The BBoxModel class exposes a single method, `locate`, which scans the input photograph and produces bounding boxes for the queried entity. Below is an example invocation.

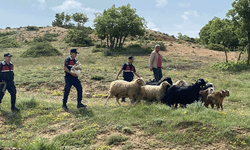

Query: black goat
[146,77,173,86]
[163,79,207,108]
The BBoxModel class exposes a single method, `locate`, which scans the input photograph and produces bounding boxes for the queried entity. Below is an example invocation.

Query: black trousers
[153,67,162,82]
[62,76,82,105]
[0,81,17,108]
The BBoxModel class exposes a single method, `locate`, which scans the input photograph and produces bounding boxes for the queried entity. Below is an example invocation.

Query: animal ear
[137,79,142,84]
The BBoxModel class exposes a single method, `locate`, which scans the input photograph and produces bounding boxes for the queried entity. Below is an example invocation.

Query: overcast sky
[0,0,235,38]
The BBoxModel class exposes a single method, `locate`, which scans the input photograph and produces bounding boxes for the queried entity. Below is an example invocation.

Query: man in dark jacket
[0,53,19,112]
[62,49,87,111]
[115,56,141,102]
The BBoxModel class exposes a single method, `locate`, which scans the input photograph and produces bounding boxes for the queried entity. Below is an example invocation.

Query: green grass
[1,38,250,149]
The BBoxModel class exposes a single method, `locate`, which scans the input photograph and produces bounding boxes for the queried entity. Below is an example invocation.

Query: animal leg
[104,96,110,106]
[116,97,121,106]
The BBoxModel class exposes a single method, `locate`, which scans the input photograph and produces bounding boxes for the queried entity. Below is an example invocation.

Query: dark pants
[0,81,17,108]
[153,67,162,82]
[62,76,82,105]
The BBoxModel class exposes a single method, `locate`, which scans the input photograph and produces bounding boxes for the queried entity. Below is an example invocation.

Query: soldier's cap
[70,49,79,54]
[4,53,12,57]
[128,56,134,60]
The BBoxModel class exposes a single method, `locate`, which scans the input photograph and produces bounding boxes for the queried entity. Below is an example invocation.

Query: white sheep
[104,78,146,106]
[173,80,188,86]
[70,60,81,76]
[137,81,171,103]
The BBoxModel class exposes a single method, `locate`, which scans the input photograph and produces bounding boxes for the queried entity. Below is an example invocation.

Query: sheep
[104,78,146,106]
[137,81,171,103]
[202,83,215,94]
[173,80,188,86]
[70,60,81,76]
[164,79,207,108]
[205,90,230,111]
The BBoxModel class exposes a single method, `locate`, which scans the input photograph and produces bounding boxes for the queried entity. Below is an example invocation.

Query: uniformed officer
[0,53,19,112]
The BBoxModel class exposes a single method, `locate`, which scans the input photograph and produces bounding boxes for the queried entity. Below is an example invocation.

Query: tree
[199,17,219,45]
[72,13,88,29]
[209,18,235,62]
[94,4,146,49]
[227,0,250,64]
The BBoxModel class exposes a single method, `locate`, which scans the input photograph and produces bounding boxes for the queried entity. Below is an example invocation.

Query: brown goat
[205,90,230,111]
[199,88,210,103]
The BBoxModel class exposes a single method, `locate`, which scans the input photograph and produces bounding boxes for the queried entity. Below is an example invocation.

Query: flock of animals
[104,77,230,111]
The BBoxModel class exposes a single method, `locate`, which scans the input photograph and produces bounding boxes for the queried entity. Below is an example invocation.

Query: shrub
[26,26,39,31]
[65,29,94,47]
[211,60,250,72]
[5,27,11,29]
[155,42,166,51]
[33,33,59,42]
[0,37,21,48]
[95,44,101,48]
[21,42,62,58]
[106,135,128,145]
[206,44,229,51]
[91,75,105,81]
[127,43,141,48]
[102,49,113,56]
[92,48,102,53]
[0,31,17,37]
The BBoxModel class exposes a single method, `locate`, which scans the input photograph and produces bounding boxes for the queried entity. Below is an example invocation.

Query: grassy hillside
[0,27,250,150]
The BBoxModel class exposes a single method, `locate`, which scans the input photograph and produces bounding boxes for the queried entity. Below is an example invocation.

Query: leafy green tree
[94,4,146,49]
[227,0,250,64]
[209,18,235,62]
[199,17,219,44]
[72,13,88,29]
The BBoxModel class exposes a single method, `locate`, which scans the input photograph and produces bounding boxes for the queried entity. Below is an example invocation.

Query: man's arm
[134,72,141,78]
[115,69,123,80]
[149,52,154,71]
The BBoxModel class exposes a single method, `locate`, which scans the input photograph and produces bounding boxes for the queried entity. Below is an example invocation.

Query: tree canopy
[94,4,146,49]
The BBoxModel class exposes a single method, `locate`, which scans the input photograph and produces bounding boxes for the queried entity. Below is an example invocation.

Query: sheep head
[197,79,207,87]
[136,78,146,86]
[221,90,230,97]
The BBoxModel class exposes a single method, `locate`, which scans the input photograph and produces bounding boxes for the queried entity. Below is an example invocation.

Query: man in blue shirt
[62,49,87,111]
[115,56,141,102]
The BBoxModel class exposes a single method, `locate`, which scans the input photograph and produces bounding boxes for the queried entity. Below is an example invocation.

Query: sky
[0,0,235,38]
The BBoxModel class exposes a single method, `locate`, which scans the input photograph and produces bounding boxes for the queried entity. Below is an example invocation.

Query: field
[1,27,250,150]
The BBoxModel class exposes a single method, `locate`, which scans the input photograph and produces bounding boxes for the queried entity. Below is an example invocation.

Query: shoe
[77,103,87,108]
[62,104,69,111]
[11,107,20,112]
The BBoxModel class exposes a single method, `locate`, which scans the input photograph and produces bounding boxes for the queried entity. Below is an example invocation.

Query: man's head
[155,44,160,52]
[4,53,12,62]
[128,56,134,64]
[70,49,79,58]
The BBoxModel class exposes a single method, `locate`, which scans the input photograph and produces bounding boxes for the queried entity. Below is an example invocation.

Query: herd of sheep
[104,77,230,111]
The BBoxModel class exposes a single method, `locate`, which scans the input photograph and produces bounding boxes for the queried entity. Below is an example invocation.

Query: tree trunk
[224,45,228,63]
[121,36,127,47]
[248,31,250,64]
[106,34,109,48]
[238,51,243,62]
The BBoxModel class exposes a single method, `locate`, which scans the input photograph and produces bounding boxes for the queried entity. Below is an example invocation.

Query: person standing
[0,53,19,112]
[149,44,162,82]
[115,56,141,102]
[62,49,86,111]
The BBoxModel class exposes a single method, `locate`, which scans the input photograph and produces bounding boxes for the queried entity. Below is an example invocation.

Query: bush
[92,48,102,53]
[91,75,105,80]
[106,135,128,145]
[0,31,17,37]
[26,26,39,31]
[211,60,250,72]
[33,33,59,42]
[95,44,101,48]
[21,42,62,58]
[127,43,141,48]
[0,37,21,48]
[206,44,229,51]
[5,27,11,29]
[65,29,94,47]
[102,49,113,56]
[154,42,166,51]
